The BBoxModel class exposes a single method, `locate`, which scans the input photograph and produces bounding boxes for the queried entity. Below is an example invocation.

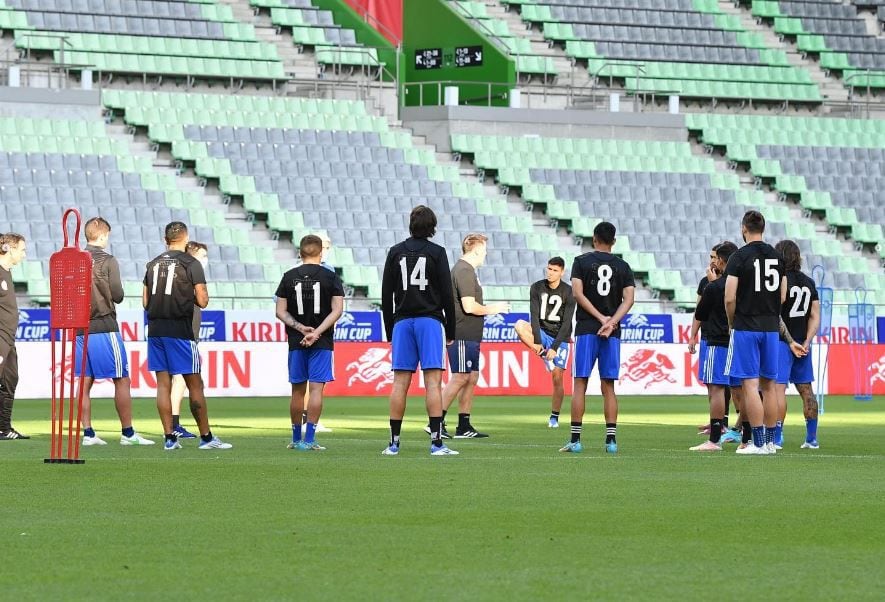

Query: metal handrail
[845,70,874,118]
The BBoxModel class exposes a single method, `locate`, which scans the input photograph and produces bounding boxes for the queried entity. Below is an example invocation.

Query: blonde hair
[461,232,488,254]
[0,232,25,254]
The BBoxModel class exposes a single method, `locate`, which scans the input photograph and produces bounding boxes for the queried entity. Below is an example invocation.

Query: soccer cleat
[82,435,107,446]
[735,444,767,455]
[690,441,722,452]
[315,422,332,433]
[765,443,777,455]
[605,441,618,454]
[173,424,197,439]
[720,429,742,444]
[198,437,232,450]
[424,424,452,439]
[800,440,820,449]
[381,443,399,456]
[430,444,459,456]
[559,441,583,453]
[774,443,783,451]
[548,417,559,429]
[120,433,155,446]
[454,424,489,438]
[164,438,182,451]
[287,442,301,450]
[0,429,30,440]
[298,441,326,451]
[697,424,711,436]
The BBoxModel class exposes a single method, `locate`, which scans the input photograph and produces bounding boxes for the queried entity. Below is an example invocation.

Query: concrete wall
[0,86,101,120]
[402,105,686,152]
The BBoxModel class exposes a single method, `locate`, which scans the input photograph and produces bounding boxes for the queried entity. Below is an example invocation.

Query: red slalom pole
[50,328,58,459]
[57,327,68,460]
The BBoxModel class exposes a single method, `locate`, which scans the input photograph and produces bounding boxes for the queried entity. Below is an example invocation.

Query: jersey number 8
[597,264,613,296]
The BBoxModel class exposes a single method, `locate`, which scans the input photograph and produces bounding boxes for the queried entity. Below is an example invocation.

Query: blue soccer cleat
[381,443,399,456]
[605,441,618,454]
[164,438,181,451]
[720,429,742,444]
[298,441,326,451]
[548,417,559,429]
[173,424,197,439]
[430,444,459,456]
[559,441,582,453]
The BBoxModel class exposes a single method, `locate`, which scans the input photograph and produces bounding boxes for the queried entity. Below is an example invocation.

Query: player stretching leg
[144,222,231,451]
[514,257,575,428]
[689,242,739,451]
[169,241,208,440]
[76,218,153,446]
[773,240,821,450]
[381,206,458,456]
[564,222,635,454]
[724,211,791,455]
[275,235,344,451]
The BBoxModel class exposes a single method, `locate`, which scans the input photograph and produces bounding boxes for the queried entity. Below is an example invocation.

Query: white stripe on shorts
[109,332,123,378]
[724,332,734,377]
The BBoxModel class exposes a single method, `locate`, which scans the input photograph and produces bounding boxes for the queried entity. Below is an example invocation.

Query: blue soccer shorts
[696,339,708,383]
[701,344,740,387]
[725,330,779,381]
[573,334,621,380]
[391,317,445,372]
[776,341,814,385]
[74,332,128,379]
[448,340,481,374]
[147,337,201,376]
[288,348,334,384]
[540,331,569,371]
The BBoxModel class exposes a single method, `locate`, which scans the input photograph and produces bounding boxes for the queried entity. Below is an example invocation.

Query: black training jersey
[697,276,711,341]
[694,277,730,347]
[781,270,818,344]
[529,279,575,349]
[86,245,124,334]
[0,266,17,344]
[143,250,206,340]
[381,237,456,341]
[275,263,345,351]
[452,259,484,342]
[571,251,635,337]
[724,241,784,332]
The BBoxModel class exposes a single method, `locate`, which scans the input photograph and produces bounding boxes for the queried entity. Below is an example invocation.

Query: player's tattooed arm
[275,297,312,334]
[779,318,806,357]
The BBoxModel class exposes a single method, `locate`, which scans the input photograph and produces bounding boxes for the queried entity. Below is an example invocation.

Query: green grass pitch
[3,395,884,600]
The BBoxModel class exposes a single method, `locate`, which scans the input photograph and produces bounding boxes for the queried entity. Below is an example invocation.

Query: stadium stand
[102,89,578,304]
[0,113,280,309]
[0,0,287,83]
[444,0,559,80]
[509,0,823,103]
[452,125,882,309]
[750,0,885,90]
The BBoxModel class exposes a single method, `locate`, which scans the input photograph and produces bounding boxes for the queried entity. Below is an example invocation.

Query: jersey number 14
[400,257,428,291]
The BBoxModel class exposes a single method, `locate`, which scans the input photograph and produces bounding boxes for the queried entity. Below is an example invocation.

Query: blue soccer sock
[84,427,95,438]
[752,426,765,448]
[305,423,317,444]
[122,426,135,438]
[774,421,783,445]
[806,418,818,442]
[291,424,302,443]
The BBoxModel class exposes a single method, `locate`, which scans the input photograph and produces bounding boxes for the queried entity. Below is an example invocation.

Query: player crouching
[275,235,344,451]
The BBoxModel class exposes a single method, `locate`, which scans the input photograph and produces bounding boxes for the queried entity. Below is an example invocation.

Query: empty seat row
[6,0,207,20]
[187,126,379,146]
[757,145,885,161]
[593,41,763,64]
[13,12,232,39]
[0,168,142,188]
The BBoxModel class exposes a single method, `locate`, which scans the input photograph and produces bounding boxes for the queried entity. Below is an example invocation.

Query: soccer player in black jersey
[564,222,635,454]
[724,211,787,455]
[515,257,576,428]
[275,234,345,451]
[77,218,154,447]
[144,222,231,451]
[0,233,27,440]
[773,240,821,449]
[380,206,458,456]
[689,242,740,451]
[169,240,208,440]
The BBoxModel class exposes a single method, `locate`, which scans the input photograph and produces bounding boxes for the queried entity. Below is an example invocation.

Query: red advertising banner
[343,0,402,44]
[826,344,885,395]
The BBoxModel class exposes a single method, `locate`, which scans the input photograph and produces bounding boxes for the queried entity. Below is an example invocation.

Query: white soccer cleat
[430,444,459,456]
[120,433,155,446]
[735,444,768,455]
[689,441,722,452]
[198,436,232,450]
[82,435,107,446]
[800,440,820,449]
[765,443,777,455]
[315,422,332,433]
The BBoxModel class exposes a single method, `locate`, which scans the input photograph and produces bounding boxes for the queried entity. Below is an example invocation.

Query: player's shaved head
[84,217,111,242]
[409,205,437,239]
[299,234,323,259]
[593,222,616,246]
[164,221,189,244]
[741,210,766,234]
[775,239,801,272]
